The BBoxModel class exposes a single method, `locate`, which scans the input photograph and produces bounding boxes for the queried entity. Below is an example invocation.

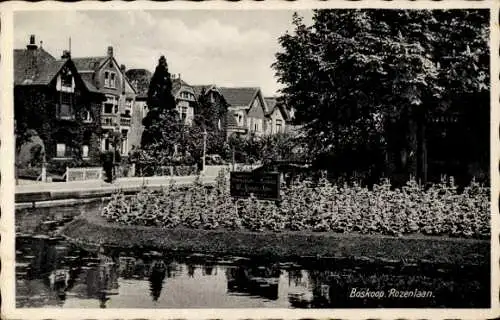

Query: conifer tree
[140,56,183,163]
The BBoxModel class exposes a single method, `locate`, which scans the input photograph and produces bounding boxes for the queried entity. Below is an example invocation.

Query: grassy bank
[61,214,489,267]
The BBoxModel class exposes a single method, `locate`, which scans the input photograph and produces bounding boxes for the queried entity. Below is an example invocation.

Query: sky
[14,10,313,96]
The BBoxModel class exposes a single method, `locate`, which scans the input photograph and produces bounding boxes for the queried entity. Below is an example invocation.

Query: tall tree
[183,88,229,165]
[140,56,183,163]
[273,10,489,184]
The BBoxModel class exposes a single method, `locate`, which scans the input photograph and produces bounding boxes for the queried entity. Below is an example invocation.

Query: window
[61,73,72,88]
[125,99,133,110]
[58,92,74,120]
[82,110,93,123]
[218,119,222,130]
[103,104,113,114]
[104,71,110,87]
[56,143,66,158]
[61,92,72,105]
[102,136,111,151]
[181,106,188,122]
[237,114,243,126]
[124,99,133,117]
[276,119,283,133]
[103,96,117,114]
[82,145,89,158]
[121,130,128,155]
[252,119,261,132]
[110,73,116,88]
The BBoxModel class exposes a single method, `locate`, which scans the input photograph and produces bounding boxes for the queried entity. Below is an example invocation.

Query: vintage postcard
[1,0,498,319]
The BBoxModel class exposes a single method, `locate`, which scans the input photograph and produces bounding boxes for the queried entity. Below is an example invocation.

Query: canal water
[15,202,489,308]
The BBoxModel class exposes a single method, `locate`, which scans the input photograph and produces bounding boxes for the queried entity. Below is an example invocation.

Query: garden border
[60,213,489,267]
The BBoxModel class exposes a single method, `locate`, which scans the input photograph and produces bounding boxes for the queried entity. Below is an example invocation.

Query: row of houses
[14,35,294,166]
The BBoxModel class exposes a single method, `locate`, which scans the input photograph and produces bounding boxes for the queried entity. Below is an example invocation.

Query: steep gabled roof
[14,47,59,85]
[82,79,101,94]
[264,97,277,116]
[71,56,108,71]
[192,84,218,97]
[72,55,137,95]
[265,96,291,121]
[219,87,260,108]
[171,78,193,96]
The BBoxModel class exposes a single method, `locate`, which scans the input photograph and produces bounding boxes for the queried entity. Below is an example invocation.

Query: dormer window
[61,73,72,88]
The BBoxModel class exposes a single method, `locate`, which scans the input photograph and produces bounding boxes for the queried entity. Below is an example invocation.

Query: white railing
[203,163,261,176]
[64,167,103,182]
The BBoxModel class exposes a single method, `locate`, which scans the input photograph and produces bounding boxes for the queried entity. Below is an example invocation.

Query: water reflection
[15,232,489,308]
[226,264,280,300]
[149,260,167,301]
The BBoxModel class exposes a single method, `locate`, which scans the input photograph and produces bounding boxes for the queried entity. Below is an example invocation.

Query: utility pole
[202,129,207,174]
[232,146,235,171]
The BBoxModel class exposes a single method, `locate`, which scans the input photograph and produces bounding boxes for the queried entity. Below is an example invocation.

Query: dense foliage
[273,10,489,185]
[227,132,309,164]
[102,170,489,239]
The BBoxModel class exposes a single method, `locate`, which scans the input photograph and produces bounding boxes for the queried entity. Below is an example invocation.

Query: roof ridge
[71,55,107,59]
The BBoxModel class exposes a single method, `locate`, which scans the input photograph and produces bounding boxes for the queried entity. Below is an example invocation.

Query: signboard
[230,171,281,201]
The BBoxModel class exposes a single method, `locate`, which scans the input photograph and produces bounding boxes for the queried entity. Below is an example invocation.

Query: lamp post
[202,129,207,174]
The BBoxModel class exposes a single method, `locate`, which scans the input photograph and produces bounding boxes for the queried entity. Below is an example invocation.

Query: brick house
[71,46,137,157]
[14,35,105,165]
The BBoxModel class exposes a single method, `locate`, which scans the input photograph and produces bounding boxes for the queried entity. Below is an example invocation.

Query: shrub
[101,170,489,239]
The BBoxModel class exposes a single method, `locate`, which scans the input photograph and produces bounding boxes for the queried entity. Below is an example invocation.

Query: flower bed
[101,170,489,239]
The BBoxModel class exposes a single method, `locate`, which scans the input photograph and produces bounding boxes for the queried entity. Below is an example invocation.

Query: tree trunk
[416,116,428,185]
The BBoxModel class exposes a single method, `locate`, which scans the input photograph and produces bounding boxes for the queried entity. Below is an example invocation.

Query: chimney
[61,50,71,59]
[27,34,38,50]
[107,46,113,57]
[178,73,181,80]
[120,64,126,72]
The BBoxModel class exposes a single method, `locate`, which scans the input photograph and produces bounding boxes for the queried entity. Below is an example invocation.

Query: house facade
[14,35,105,165]
[264,97,290,135]
[192,84,229,134]
[125,68,151,150]
[72,46,137,156]
[219,87,269,138]
[171,75,196,125]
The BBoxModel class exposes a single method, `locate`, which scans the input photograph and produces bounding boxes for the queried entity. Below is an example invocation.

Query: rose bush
[101,170,489,239]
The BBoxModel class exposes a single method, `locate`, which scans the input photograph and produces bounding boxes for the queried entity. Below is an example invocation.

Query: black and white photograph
[1,1,497,318]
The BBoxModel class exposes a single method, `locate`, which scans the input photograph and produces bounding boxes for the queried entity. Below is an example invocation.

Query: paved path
[15,175,217,205]
[16,175,215,194]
